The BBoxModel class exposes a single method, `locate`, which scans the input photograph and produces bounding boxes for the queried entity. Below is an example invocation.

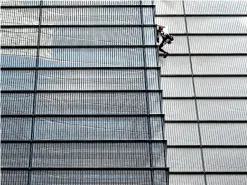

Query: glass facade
[155,0,247,185]
[1,0,168,185]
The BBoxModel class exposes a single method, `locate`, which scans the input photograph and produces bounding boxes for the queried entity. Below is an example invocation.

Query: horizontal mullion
[170,172,247,175]
[1,67,161,70]
[167,145,247,148]
[1,5,154,8]
[1,167,169,171]
[165,120,247,123]
[1,114,165,118]
[161,74,247,77]
[2,45,157,49]
[1,140,167,144]
[2,24,156,28]
[156,14,247,17]
[162,97,247,100]
[159,53,247,56]
[2,90,162,93]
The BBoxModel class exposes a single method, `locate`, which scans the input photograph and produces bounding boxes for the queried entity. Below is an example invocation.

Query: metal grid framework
[1,0,169,185]
[154,0,247,185]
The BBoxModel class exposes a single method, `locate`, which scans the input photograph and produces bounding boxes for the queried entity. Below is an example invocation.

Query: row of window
[2,117,164,141]
[2,92,162,115]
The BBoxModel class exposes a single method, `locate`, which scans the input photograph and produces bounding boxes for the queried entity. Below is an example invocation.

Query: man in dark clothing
[157,25,174,58]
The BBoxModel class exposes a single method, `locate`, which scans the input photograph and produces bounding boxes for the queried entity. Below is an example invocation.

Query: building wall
[1,1,168,184]
[155,0,247,185]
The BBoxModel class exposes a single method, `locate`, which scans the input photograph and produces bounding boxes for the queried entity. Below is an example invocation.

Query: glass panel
[1,118,32,140]
[150,117,164,140]
[43,0,141,5]
[155,17,186,33]
[40,27,143,46]
[161,77,194,97]
[149,92,161,114]
[143,7,154,24]
[187,17,247,33]
[1,8,39,25]
[207,175,247,185]
[37,69,147,90]
[147,70,159,90]
[192,56,247,75]
[144,27,156,45]
[1,170,28,185]
[1,0,40,6]
[42,7,141,25]
[1,93,33,115]
[146,48,158,67]
[153,170,168,185]
[1,143,30,167]
[39,48,144,67]
[34,117,150,140]
[194,77,247,97]
[184,0,247,14]
[152,143,166,167]
[163,100,197,120]
[169,174,205,185]
[197,100,247,120]
[189,36,247,53]
[160,36,188,54]
[2,28,38,46]
[31,170,152,185]
[159,56,191,75]
[2,70,35,90]
[200,123,247,145]
[154,0,183,15]
[1,49,37,67]
[36,92,147,114]
[165,123,200,145]
[203,148,247,171]
[32,143,160,167]
[167,148,203,172]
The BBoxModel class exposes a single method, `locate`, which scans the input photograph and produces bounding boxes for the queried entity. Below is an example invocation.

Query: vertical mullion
[140,1,154,185]
[28,1,43,184]
[182,1,208,185]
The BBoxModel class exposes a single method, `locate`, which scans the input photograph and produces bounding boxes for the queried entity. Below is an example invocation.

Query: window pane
[34,117,151,140]
[32,143,164,167]
[1,93,33,115]
[165,123,200,145]
[184,0,247,14]
[189,36,247,53]
[163,100,197,120]
[159,56,191,75]
[2,28,38,46]
[154,170,168,185]
[192,56,247,75]
[1,143,30,167]
[150,117,164,140]
[203,148,247,171]
[160,36,188,53]
[143,7,154,24]
[42,7,141,25]
[2,70,35,90]
[197,100,247,120]
[161,77,194,97]
[1,118,32,140]
[169,175,205,185]
[154,0,183,15]
[39,48,144,67]
[43,0,141,5]
[155,17,186,33]
[194,77,247,97]
[187,17,247,33]
[1,0,40,6]
[37,69,148,90]
[149,92,161,114]
[167,148,203,172]
[1,8,39,25]
[200,123,247,145]
[207,175,247,185]
[1,170,28,185]
[147,70,159,90]
[40,27,143,46]
[36,92,147,114]
[31,170,152,185]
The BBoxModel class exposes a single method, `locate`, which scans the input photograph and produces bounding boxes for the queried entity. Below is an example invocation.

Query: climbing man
[157,25,174,58]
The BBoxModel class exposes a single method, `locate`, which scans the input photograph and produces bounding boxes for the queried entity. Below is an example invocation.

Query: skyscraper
[1,0,168,184]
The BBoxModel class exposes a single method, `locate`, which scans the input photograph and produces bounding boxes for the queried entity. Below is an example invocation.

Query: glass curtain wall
[1,0,168,185]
